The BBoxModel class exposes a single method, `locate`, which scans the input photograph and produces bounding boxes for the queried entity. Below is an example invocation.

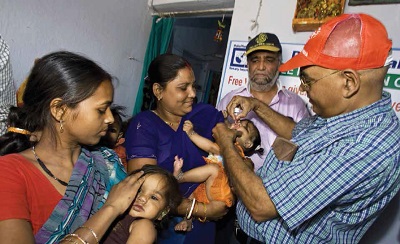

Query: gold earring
[60,120,64,133]
[159,210,168,219]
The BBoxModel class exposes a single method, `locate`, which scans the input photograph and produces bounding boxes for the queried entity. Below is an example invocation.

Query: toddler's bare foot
[174,218,193,232]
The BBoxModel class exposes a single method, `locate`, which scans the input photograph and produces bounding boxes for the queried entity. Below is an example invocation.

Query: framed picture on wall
[292,0,346,32]
[349,0,400,5]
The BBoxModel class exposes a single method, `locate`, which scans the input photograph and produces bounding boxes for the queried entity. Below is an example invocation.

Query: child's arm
[179,163,220,184]
[183,120,220,155]
[127,218,156,244]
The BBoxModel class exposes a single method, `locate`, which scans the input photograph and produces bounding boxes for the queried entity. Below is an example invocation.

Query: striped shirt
[236,91,400,243]
[0,36,16,136]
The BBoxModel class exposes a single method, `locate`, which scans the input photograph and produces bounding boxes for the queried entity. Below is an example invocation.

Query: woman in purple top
[125,53,227,244]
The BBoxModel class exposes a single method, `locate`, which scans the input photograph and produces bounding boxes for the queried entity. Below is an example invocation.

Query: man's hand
[212,123,241,145]
[226,96,259,121]
[243,157,255,171]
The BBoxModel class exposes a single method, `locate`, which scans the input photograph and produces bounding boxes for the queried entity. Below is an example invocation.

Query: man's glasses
[299,70,340,91]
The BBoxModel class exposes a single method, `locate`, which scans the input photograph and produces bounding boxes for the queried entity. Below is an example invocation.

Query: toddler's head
[230,119,263,156]
[100,105,127,148]
[129,165,182,227]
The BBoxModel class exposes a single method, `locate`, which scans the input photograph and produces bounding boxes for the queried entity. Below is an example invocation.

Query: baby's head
[230,119,263,156]
[129,165,182,226]
[99,105,127,148]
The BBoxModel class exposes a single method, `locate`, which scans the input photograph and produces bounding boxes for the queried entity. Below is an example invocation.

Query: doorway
[168,16,232,106]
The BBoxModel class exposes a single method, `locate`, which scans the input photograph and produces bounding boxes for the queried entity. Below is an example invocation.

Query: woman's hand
[176,198,228,221]
[103,171,145,215]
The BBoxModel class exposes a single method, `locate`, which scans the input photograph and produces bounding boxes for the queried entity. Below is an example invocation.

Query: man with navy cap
[217,33,309,171]
[214,13,400,243]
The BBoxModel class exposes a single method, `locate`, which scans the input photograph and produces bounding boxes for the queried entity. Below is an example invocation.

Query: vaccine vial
[234,107,241,116]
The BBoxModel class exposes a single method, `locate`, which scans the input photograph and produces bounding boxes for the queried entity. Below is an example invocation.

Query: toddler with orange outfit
[173,118,263,231]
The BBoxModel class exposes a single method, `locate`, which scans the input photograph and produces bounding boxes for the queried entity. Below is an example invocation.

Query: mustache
[251,72,275,81]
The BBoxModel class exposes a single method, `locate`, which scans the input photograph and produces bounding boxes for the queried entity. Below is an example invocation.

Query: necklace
[152,110,179,126]
[31,146,68,186]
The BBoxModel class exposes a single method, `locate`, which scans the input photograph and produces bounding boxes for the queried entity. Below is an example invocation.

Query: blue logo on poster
[230,47,247,68]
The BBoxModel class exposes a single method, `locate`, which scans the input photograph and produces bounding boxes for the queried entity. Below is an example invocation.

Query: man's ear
[50,98,67,121]
[157,207,170,220]
[153,83,163,101]
[341,69,360,98]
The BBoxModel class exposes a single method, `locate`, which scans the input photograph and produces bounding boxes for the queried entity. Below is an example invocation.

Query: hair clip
[7,127,31,135]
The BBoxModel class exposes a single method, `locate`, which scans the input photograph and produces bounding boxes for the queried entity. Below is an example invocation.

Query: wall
[0,0,152,114]
[221,0,400,243]
[228,0,399,47]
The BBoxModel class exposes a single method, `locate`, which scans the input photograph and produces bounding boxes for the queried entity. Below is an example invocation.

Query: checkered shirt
[237,91,400,243]
[0,36,16,136]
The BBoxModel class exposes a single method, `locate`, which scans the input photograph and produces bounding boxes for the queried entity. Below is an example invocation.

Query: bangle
[62,237,80,244]
[78,225,99,244]
[187,131,196,137]
[198,202,207,222]
[62,234,88,244]
[187,198,196,219]
[176,171,184,181]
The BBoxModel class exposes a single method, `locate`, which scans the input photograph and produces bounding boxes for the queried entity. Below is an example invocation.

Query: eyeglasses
[299,70,340,91]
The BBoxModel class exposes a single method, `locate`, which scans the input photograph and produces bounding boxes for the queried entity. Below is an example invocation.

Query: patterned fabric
[0,36,17,136]
[35,147,126,243]
[100,146,128,203]
[216,80,309,170]
[125,103,224,244]
[236,91,400,243]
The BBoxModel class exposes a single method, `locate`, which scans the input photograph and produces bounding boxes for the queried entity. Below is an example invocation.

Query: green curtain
[133,16,175,115]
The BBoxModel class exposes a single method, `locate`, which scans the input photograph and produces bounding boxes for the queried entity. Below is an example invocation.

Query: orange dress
[192,143,245,207]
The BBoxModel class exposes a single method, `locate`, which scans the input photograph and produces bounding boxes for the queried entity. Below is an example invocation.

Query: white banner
[217,41,400,119]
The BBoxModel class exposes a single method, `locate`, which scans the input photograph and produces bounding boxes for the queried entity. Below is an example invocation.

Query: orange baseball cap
[279,13,392,72]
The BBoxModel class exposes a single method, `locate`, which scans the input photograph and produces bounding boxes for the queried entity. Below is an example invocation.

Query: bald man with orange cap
[213,13,400,243]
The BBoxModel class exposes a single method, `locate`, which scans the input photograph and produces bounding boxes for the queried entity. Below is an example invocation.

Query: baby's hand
[174,155,184,168]
[183,120,194,135]
[173,155,184,179]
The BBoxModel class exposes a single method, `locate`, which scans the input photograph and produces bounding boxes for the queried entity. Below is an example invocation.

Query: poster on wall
[217,40,400,119]
[217,40,249,101]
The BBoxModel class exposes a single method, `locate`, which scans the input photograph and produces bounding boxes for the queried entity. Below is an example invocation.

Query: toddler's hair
[243,120,264,156]
[130,164,182,229]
